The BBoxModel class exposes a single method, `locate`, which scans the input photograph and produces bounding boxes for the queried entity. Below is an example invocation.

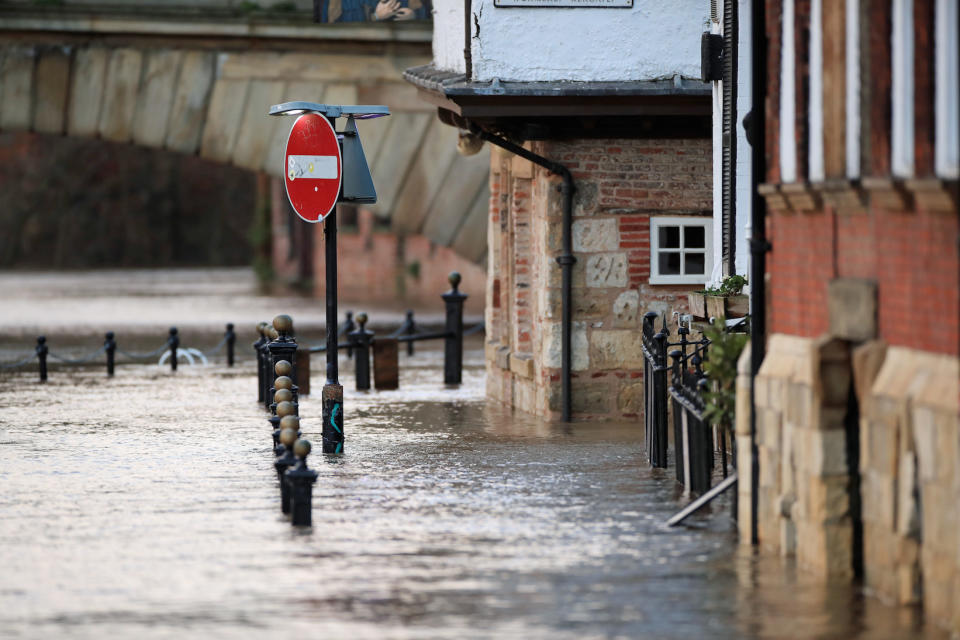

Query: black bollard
[268,315,298,385]
[254,322,268,403]
[274,417,300,514]
[262,325,279,410]
[35,336,48,383]
[273,397,297,451]
[168,327,180,372]
[285,439,319,527]
[402,310,416,356]
[349,312,373,391]
[104,331,116,377]
[225,323,236,367]
[342,311,356,358]
[442,272,467,385]
[271,361,294,414]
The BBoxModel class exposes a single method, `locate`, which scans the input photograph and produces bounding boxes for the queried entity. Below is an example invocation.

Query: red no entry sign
[284,114,342,223]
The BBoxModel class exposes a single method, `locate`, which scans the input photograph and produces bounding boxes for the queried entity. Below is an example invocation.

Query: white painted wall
[734,0,751,280]
[432,0,466,73]
[432,0,708,82]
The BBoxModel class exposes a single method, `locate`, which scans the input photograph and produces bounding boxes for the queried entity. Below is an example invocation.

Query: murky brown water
[0,270,950,639]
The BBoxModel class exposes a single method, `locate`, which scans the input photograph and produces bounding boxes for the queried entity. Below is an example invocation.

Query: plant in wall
[704,274,749,319]
[702,317,749,435]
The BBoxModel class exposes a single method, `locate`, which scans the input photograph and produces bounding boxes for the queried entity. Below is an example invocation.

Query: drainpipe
[469,126,576,421]
[747,0,769,546]
[464,0,472,81]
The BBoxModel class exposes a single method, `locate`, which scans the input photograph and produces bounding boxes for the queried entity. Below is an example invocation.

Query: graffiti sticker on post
[283,114,342,223]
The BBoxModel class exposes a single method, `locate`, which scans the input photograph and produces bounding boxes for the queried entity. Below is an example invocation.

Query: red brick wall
[768,204,959,356]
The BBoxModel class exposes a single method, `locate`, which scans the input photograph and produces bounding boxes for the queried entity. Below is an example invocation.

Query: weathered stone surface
[828,277,877,341]
[509,353,533,379]
[232,79,285,171]
[165,50,216,154]
[572,218,618,252]
[0,47,35,131]
[67,47,108,137]
[590,330,644,370]
[131,50,181,148]
[617,382,643,413]
[612,290,639,328]
[586,253,627,287]
[99,48,143,142]
[543,321,588,371]
[200,77,249,162]
[392,118,461,233]
[570,382,610,414]
[34,49,71,134]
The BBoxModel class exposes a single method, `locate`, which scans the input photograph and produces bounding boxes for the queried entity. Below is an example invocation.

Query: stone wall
[485,137,712,419]
[740,334,960,634]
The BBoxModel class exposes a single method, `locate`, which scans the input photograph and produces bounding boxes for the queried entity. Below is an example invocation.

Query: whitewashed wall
[433,0,708,82]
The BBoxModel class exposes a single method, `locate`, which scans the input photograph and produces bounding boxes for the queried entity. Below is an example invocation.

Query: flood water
[0,270,949,639]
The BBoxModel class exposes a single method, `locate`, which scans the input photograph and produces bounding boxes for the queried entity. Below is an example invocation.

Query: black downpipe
[463,0,472,81]
[747,0,769,546]
[469,126,576,421]
[722,0,739,276]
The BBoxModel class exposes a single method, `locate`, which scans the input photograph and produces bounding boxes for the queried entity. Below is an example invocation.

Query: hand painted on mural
[321,0,429,23]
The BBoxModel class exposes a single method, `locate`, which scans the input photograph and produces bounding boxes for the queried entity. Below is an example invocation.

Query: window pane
[685,225,705,248]
[659,251,681,275]
[685,252,706,275]
[658,226,680,248]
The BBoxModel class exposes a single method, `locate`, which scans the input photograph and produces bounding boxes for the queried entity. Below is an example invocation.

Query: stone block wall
[485,137,712,419]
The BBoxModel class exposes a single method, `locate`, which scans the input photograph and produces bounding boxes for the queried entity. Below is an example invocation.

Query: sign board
[494,0,631,6]
[284,114,342,223]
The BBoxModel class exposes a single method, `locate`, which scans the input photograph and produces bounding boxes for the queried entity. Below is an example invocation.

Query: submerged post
[225,323,236,367]
[442,272,467,385]
[322,208,344,455]
[350,312,373,391]
[286,439,319,526]
[168,327,179,372]
[35,336,48,383]
[402,310,416,355]
[104,331,116,377]
[254,322,268,403]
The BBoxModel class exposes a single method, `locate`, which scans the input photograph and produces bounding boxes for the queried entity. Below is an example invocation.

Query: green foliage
[269,1,298,11]
[239,1,261,13]
[406,260,421,280]
[704,274,748,297]
[701,317,749,430]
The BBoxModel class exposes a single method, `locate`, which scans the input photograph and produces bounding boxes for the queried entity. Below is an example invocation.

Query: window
[649,216,713,285]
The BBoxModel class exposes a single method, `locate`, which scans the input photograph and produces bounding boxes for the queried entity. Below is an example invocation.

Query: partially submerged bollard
[254,322,268,403]
[167,327,180,372]
[342,311,356,358]
[285,439,318,527]
[261,325,279,410]
[225,323,236,367]
[268,315,297,385]
[373,338,399,390]
[271,361,293,414]
[35,336,48,383]
[401,310,416,356]
[270,388,295,449]
[104,331,116,377]
[442,272,467,385]
[349,312,373,391]
[274,418,299,514]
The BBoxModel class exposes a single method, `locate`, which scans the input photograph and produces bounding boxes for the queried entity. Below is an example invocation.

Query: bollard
[225,323,236,367]
[168,327,180,372]
[270,388,295,449]
[442,272,467,385]
[373,338,399,390]
[104,331,116,377]
[254,322,268,403]
[274,420,299,515]
[268,315,298,386]
[35,336,48,383]
[262,326,279,410]
[348,312,373,391]
[342,311,356,358]
[271,361,293,414]
[402,310,416,356]
[285,439,318,527]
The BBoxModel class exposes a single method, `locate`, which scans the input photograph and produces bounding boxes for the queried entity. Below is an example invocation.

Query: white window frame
[649,216,713,286]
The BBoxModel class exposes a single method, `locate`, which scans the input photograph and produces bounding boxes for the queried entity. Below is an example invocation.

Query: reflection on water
[0,344,947,639]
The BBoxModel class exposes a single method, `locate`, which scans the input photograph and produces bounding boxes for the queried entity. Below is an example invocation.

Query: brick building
[734,0,959,634]
[407,0,713,419]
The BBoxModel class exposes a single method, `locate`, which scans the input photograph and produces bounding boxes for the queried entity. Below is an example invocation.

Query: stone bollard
[167,327,180,372]
[442,272,467,385]
[348,312,374,391]
[225,323,236,367]
[104,331,116,377]
[274,421,299,514]
[285,439,319,527]
[35,336,48,383]
[254,322,268,403]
